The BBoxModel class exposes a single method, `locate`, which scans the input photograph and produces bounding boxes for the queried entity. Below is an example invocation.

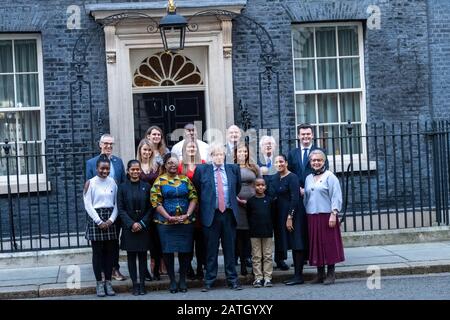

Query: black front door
[133,91,205,148]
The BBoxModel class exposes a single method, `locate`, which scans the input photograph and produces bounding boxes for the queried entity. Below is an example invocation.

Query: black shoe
[230,283,242,291]
[285,277,304,286]
[196,268,204,280]
[132,283,139,296]
[240,265,248,276]
[139,283,147,295]
[202,284,212,292]
[277,261,290,271]
[178,281,188,293]
[169,281,178,294]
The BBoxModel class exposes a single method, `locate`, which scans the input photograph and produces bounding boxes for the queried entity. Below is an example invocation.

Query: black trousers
[92,240,116,281]
[235,229,251,264]
[203,209,238,286]
[127,251,147,284]
[190,227,206,270]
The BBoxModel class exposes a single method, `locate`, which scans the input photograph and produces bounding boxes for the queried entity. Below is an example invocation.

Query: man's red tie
[216,168,226,213]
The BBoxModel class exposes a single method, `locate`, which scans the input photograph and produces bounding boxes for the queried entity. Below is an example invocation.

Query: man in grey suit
[86,133,127,281]
[193,144,242,291]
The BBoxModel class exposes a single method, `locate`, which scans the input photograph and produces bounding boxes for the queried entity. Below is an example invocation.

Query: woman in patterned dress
[151,153,198,293]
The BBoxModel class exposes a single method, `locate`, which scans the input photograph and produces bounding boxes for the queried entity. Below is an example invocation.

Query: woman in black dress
[118,160,152,295]
[271,154,308,285]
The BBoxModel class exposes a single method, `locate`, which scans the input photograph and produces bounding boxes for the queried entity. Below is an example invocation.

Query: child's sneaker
[264,279,273,287]
[253,279,263,288]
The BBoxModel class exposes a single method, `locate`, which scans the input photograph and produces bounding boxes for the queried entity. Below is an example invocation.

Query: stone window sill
[0,176,51,195]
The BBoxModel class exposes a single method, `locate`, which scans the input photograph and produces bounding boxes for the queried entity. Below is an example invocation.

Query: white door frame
[90,9,241,163]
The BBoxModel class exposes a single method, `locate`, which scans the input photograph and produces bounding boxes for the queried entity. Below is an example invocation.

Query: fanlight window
[133,51,203,87]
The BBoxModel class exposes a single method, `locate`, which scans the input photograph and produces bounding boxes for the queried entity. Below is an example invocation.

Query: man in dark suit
[193,144,242,291]
[86,133,127,281]
[287,123,329,281]
[287,123,329,189]
[225,124,241,164]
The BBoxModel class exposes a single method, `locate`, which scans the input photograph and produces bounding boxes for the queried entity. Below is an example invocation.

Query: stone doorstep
[3,262,450,299]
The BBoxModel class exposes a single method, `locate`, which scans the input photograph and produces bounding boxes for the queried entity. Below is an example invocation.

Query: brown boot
[309,266,325,284]
[323,265,335,285]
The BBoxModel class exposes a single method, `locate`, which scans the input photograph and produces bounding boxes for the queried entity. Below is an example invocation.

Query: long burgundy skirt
[307,213,345,266]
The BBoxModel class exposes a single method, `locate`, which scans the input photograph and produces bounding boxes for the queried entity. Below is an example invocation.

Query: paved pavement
[36,273,450,300]
[1,241,450,299]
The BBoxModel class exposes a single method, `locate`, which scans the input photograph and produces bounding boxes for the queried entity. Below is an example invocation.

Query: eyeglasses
[101,142,114,146]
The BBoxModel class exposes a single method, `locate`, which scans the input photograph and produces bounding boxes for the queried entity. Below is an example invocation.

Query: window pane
[0,143,17,176]
[16,74,39,107]
[18,111,40,141]
[0,40,13,73]
[317,125,339,155]
[318,93,338,123]
[14,39,38,72]
[294,60,315,90]
[340,58,360,89]
[338,26,359,56]
[317,59,338,89]
[292,27,314,58]
[20,142,43,175]
[316,27,336,57]
[340,93,361,122]
[0,112,17,141]
[296,94,316,124]
[0,75,14,107]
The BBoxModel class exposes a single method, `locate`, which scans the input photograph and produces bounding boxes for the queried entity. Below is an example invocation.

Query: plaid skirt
[85,208,118,241]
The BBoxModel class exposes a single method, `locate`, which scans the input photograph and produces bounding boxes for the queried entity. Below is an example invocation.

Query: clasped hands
[168,214,189,224]
[99,220,113,230]
[131,222,142,232]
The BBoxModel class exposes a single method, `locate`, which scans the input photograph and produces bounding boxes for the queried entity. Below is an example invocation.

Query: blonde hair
[136,139,156,166]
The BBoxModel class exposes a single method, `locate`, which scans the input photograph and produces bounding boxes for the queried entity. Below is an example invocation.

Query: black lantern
[159,0,187,52]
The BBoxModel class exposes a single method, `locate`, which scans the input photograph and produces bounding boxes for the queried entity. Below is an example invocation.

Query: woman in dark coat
[118,159,152,295]
[271,154,308,285]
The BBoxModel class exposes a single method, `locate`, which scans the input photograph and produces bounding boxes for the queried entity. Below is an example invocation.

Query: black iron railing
[279,120,450,232]
[0,140,95,253]
[1,120,450,252]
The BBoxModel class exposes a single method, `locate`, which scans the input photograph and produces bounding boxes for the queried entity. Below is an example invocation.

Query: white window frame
[0,34,47,193]
[292,22,374,172]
